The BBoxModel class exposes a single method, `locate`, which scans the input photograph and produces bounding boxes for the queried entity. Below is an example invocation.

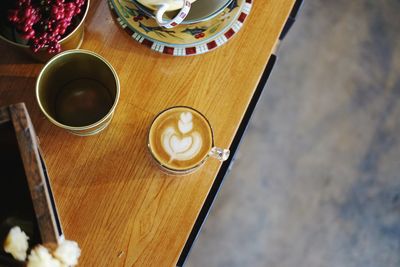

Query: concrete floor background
[186,1,400,267]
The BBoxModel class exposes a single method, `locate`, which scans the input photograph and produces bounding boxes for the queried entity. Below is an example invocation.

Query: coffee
[148,106,213,172]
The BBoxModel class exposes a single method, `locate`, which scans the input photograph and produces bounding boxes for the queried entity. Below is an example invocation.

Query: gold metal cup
[36,49,120,136]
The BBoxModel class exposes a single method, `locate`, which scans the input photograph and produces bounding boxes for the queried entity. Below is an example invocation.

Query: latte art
[178,112,193,134]
[148,107,213,172]
[161,112,203,161]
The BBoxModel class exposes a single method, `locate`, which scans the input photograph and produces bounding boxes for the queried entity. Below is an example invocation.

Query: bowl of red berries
[0,0,89,62]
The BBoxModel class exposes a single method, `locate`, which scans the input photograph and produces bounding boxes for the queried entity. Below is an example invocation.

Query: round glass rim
[147,105,215,174]
[35,49,120,131]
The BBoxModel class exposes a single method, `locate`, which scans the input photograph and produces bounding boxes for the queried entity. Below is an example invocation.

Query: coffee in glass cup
[148,106,229,175]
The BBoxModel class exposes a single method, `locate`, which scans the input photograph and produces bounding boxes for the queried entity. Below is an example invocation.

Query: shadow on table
[0,42,41,65]
[0,76,39,117]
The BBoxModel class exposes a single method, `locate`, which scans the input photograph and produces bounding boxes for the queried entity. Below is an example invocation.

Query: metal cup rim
[35,49,120,131]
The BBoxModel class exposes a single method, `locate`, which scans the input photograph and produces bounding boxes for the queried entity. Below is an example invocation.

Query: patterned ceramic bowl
[131,0,233,24]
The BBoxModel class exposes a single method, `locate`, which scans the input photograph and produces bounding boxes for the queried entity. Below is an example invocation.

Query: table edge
[176,54,277,267]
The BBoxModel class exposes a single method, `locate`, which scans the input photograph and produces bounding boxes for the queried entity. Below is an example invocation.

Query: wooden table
[0,0,295,266]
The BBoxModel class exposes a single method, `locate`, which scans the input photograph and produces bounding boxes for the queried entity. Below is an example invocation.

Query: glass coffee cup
[147,106,229,175]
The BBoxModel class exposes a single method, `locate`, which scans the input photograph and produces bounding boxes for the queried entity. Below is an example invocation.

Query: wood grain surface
[0,0,294,266]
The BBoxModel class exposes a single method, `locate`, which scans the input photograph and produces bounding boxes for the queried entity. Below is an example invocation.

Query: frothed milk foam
[149,107,213,171]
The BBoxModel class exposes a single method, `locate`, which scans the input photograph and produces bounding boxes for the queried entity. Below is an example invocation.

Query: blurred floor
[185,1,400,267]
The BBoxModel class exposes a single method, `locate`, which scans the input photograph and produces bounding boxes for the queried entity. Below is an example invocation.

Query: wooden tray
[0,103,63,265]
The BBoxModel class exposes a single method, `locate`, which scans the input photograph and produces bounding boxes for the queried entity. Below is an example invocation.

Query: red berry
[7,0,87,53]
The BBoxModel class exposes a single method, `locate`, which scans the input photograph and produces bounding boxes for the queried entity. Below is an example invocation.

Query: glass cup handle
[209,147,230,162]
[155,0,191,28]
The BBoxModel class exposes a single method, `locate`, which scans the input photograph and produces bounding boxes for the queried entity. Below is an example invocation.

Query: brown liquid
[149,107,213,171]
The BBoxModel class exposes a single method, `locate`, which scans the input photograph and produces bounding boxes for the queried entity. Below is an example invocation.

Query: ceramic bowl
[132,0,233,24]
[137,0,197,11]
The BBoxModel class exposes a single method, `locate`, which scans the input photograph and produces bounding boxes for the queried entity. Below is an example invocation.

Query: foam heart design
[161,126,202,161]
[180,112,192,123]
[178,112,193,134]
[170,135,192,153]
